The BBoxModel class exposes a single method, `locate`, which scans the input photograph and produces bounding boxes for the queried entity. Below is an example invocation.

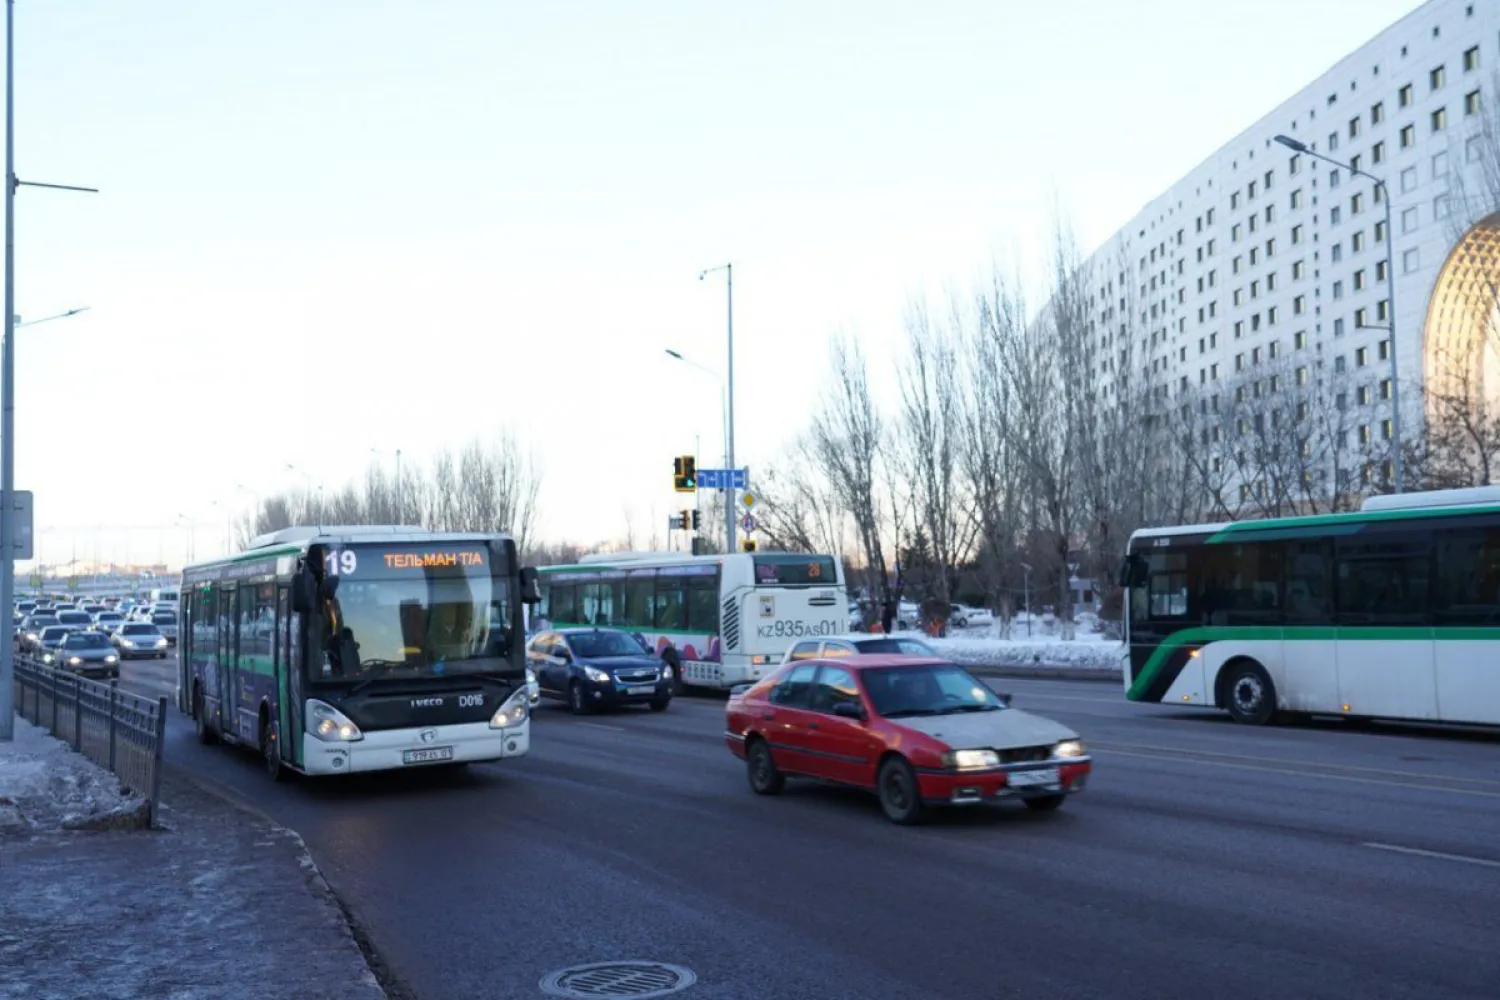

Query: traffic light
[691,509,701,531]
[679,510,691,530]
[673,455,697,492]
[741,539,757,552]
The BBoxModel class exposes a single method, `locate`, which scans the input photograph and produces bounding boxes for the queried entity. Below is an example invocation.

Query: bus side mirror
[291,570,317,614]
[520,567,541,605]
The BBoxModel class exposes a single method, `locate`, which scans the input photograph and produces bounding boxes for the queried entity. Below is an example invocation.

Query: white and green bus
[1120,486,1500,727]
[535,551,846,691]
[179,525,540,779]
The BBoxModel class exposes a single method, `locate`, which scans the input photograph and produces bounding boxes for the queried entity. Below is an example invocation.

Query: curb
[965,664,1123,683]
[164,766,394,999]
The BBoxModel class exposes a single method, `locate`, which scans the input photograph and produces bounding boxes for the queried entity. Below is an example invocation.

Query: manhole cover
[539,960,696,999]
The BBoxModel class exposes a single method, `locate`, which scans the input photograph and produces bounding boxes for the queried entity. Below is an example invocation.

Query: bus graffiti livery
[178,525,541,779]
[536,551,846,691]
[1120,486,1500,727]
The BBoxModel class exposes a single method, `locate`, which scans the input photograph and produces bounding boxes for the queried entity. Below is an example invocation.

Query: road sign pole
[0,0,17,741]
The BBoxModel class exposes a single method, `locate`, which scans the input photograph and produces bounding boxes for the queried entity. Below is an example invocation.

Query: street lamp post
[1274,134,1404,492]
[370,447,403,523]
[0,0,101,740]
[698,264,736,552]
[664,349,727,555]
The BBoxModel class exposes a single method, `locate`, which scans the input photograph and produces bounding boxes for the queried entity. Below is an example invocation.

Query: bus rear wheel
[1223,661,1278,726]
[194,687,217,745]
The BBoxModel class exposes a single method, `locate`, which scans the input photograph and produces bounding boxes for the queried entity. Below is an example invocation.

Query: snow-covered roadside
[902,630,1127,674]
[0,715,149,834]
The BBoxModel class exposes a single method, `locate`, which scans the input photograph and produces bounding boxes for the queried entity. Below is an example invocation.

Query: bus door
[275,585,297,766]
[217,585,240,740]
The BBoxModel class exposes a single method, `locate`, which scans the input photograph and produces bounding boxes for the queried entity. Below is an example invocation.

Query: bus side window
[1147,552,1189,618]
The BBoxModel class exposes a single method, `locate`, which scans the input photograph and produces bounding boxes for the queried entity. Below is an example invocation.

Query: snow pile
[931,635,1126,673]
[0,716,149,834]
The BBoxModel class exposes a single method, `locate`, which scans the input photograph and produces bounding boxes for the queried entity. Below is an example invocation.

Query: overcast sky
[15,0,1421,568]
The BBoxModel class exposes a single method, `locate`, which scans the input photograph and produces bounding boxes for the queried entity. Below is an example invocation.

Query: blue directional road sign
[696,468,748,490]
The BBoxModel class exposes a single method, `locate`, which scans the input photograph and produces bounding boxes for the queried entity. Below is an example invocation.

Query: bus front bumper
[302,721,530,776]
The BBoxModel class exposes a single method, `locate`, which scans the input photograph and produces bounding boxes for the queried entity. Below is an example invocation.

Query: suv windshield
[63,633,109,649]
[862,663,1006,718]
[567,630,646,659]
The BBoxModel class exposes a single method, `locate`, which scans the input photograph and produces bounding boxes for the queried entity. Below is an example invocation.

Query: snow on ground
[897,621,1127,674]
[0,716,149,834]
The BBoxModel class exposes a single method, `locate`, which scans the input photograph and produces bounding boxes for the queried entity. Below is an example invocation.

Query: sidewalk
[1,717,387,1000]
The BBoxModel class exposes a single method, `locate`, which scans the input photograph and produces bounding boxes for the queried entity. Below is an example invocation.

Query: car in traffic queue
[55,609,94,631]
[110,621,171,659]
[779,633,938,666]
[35,625,80,665]
[92,610,125,633]
[527,626,673,714]
[54,630,121,680]
[19,614,60,653]
[725,654,1092,825]
[150,610,179,645]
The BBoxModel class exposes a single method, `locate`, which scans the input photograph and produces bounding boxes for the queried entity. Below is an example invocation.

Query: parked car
[527,626,673,714]
[780,634,937,666]
[54,631,120,680]
[111,622,170,659]
[948,604,995,629]
[726,654,1092,824]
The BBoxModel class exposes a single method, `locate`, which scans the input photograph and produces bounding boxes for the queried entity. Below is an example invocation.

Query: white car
[949,604,994,628]
[780,633,938,666]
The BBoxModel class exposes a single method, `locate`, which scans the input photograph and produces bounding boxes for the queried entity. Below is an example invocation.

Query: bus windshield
[321,542,516,682]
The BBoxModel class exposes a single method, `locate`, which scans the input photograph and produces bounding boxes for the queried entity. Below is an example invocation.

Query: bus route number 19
[324,550,359,576]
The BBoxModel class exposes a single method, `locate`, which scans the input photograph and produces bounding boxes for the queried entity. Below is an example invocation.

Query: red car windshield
[862,663,1006,718]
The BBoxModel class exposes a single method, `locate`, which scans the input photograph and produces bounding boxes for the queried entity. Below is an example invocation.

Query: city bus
[535,550,846,691]
[1120,485,1500,727]
[178,525,540,779]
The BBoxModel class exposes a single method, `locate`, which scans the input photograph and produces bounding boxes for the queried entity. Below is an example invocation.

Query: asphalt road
[122,655,1500,1000]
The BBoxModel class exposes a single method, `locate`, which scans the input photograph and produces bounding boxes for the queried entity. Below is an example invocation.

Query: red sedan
[725,654,1092,824]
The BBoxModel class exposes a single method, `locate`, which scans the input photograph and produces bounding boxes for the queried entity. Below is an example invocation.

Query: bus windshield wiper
[345,660,409,697]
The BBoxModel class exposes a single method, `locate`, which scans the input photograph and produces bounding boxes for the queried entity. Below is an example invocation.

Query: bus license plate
[1009,768,1059,788]
[402,746,454,765]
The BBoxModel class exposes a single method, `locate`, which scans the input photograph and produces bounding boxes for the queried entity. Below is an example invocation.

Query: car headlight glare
[306,699,363,742]
[104,655,118,664]
[582,666,610,683]
[525,667,537,686]
[67,656,82,666]
[156,638,168,648]
[1054,739,1086,758]
[942,748,1001,771]
[489,688,529,729]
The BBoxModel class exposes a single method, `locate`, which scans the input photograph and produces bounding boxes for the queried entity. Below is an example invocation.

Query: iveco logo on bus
[411,697,445,708]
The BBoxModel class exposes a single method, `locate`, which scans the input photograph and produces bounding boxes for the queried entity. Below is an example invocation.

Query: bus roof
[1128,486,1500,547]
[540,550,829,573]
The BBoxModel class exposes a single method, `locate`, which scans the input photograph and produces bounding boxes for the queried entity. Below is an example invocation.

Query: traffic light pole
[724,264,736,554]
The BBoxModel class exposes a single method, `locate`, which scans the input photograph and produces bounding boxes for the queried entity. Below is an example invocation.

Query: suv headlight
[307,699,363,742]
[489,687,529,729]
[582,665,610,684]
[942,748,1001,771]
[1053,739,1086,758]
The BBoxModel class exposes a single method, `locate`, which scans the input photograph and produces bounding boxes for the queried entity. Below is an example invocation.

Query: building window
[1372,140,1386,164]
[1289,154,1301,175]
[1265,204,1276,224]
[1463,45,1479,72]
[1206,208,1215,225]
[1293,259,1306,280]
[1432,107,1448,132]
[1354,269,1367,291]
[1401,165,1418,192]
[1232,255,1243,275]
[1400,123,1416,147]
[1371,101,1385,124]
[1332,243,1344,262]
[1331,206,1343,225]
[1334,317,1346,336]
[1268,305,1279,324]
[1403,247,1420,272]
[1349,116,1362,138]
[1211,363,1219,379]
[1250,247,1260,266]
[1232,223,1242,242]
[1234,320,1244,338]
[1377,299,1390,322]
[1352,231,1366,253]
[1355,307,1369,328]
[1252,347,1262,364]
[1251,279,1260,299]
[1333,280,1344,300]
[1264,169,1274,190]
[1376,259,1388,281]
[1295,330,1307,350]
[1399,83,1414,107]
[1466,89,1481,115]
[1375,220,1387,243]
[1401,206,1419,233]
[1431,65,1446,90]
[1382,419,1394,441]
[1351,192,1364,214]
[1378,339,1390,361]
[1231,191,1241,210]
[1380,378,1392,399]
[1267,272,1278,291]
[1291,224,1304,245]
[1234,289,1244,306]
[1291,188,1303,210]
[1270,341,1281,359]
[1358,385,1371,405]
[1235,353,1245,371]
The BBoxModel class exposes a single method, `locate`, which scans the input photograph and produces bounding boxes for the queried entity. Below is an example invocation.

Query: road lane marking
[1091,739,1500,787]
[1363,842,1500,869]
[574,721,627,732]
[1099,748,1500,799]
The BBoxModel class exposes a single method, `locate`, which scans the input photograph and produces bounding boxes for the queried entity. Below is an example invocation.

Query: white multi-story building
[1080,0,1500,499]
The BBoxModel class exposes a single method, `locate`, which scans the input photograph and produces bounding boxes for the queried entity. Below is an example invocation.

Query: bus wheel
[261,713,290,783]
[1224,661,1277,726]
[194,687,217,746]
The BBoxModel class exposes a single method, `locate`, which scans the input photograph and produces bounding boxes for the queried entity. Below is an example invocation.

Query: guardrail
[10,656,168,827]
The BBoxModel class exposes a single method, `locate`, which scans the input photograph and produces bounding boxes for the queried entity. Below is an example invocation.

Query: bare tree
[894,296,975,604]
[810,332,888,598]
[756,436,847,558]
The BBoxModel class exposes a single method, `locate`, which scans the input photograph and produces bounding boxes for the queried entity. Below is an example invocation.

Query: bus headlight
[1053,739,1086,758]
[490,688,529,730]
[307,699,363,742]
